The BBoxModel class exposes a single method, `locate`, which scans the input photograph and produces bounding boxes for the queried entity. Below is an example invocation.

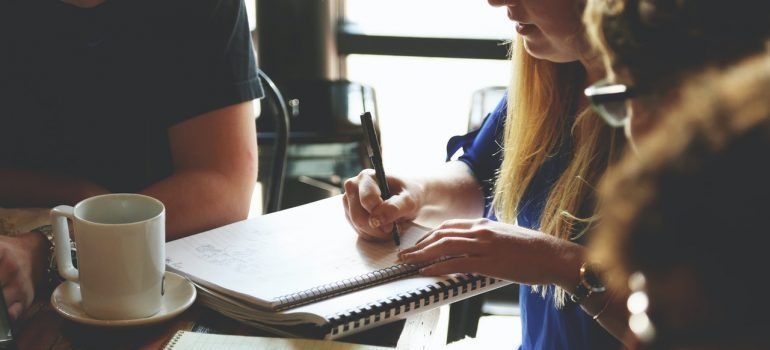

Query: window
[346,55,509,174]
[344,0,512,39]
[341,1,512,174]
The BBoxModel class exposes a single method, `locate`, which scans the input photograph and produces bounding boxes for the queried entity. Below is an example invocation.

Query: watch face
[585,265,606,293]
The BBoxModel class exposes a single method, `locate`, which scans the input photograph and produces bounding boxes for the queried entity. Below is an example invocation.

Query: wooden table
[2,208,450,350]
[12,296,449,349]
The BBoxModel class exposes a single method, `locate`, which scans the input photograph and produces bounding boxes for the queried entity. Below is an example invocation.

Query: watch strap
[570,262,606,304]
[31,225,61,291]
[570,281,592,303]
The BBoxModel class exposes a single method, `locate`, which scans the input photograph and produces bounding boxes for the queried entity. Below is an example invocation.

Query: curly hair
[585,0,770,91]
[591,55,770,326]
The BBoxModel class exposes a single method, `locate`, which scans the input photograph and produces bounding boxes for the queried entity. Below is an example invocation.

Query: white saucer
[51,271,197,327]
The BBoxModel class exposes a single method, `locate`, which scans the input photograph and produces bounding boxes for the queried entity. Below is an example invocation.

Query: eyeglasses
[584,80,637,128]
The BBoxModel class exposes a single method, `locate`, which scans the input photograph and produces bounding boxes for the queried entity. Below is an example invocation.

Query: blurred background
[252,0,511,209]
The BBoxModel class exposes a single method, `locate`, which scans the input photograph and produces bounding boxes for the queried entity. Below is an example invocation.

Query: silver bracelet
[592,292,614,321]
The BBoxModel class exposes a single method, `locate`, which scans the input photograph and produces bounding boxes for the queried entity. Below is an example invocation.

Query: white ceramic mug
[51,193,166,320]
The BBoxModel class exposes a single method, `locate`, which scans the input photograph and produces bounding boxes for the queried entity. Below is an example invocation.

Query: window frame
[337,22,509,60]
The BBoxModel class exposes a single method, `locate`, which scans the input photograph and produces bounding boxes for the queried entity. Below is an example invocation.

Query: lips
[515,22,536,35]
[507,7,535,31]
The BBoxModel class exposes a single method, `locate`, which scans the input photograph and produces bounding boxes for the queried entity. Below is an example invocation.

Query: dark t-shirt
[0,0,264,192]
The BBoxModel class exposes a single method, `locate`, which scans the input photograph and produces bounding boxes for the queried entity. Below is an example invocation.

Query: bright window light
[345,0,513,39]
[346,55,510,175]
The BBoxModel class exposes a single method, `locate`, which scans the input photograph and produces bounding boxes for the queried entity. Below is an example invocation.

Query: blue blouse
[446,97,620,350]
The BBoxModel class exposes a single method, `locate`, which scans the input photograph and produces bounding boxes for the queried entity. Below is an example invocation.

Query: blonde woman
[344,0,626,348]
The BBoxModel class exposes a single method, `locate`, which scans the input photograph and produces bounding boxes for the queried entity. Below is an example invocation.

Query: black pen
[360,112,401,246]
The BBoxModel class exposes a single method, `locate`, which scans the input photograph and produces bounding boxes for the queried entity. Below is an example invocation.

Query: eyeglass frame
[584,80,638,128]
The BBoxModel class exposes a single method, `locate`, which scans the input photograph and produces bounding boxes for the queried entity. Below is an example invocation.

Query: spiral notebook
[165,196,510,339]
[163,331,389,350]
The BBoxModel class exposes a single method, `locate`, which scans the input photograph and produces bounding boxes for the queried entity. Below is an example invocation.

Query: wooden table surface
[2,208,450,350]
[11,295,449,350]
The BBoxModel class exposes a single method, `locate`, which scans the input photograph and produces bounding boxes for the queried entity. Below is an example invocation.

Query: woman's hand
[0,232,48,321]
[342,169,425,242]
[398,218,584,288]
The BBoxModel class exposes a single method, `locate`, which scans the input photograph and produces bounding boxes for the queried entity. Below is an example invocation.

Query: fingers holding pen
[357,173,395,234]
[343,176,390,241]
[357,170,383,212]
[369,192,417,232]
[343,196,383,242]
[343,168,424,243]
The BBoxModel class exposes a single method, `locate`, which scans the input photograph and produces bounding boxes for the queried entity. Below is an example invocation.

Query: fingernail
[369,217,381,228]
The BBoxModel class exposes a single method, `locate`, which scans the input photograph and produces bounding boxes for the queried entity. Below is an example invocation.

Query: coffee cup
[51,193,165,320]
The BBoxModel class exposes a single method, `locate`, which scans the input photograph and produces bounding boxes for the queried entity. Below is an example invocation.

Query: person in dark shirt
[0,0,263,320]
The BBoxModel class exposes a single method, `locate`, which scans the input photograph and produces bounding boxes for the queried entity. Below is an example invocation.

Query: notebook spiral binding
[163,331,185,350]
[325,274,499,337]
[275,262,433,311]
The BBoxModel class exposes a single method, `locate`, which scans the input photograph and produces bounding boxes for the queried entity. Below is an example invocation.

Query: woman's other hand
[398,218,583,288]
[343,169,424,242]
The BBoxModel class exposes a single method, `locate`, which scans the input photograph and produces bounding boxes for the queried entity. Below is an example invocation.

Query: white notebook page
[165,197,430,310]
[164,331,389,350]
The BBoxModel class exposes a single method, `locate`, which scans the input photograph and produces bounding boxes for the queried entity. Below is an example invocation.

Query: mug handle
[51,206,78,282]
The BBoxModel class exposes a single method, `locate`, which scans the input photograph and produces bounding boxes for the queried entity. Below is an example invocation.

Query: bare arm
[0,101,256,321]
[0,170,108,207]
[399,220,631,344]
[141,101,258,240]
[0,101,257,240]
[411,161,485,226]
[553,246,632,345]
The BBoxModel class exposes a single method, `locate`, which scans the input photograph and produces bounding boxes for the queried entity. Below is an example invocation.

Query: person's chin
[522,39,577,63]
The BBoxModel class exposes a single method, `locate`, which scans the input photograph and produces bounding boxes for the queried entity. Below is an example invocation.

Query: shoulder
[478,96,507,138]
[489,97,508,121]
[483,96,508,133]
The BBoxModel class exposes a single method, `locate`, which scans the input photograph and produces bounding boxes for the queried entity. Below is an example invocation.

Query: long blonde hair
[493,37,623,307]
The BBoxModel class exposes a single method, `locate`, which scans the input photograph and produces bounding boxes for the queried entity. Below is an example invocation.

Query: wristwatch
[569,262,606,304]
[31,225,61,291]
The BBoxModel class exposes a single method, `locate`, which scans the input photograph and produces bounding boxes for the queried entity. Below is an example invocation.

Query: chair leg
[446,295,485,343]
